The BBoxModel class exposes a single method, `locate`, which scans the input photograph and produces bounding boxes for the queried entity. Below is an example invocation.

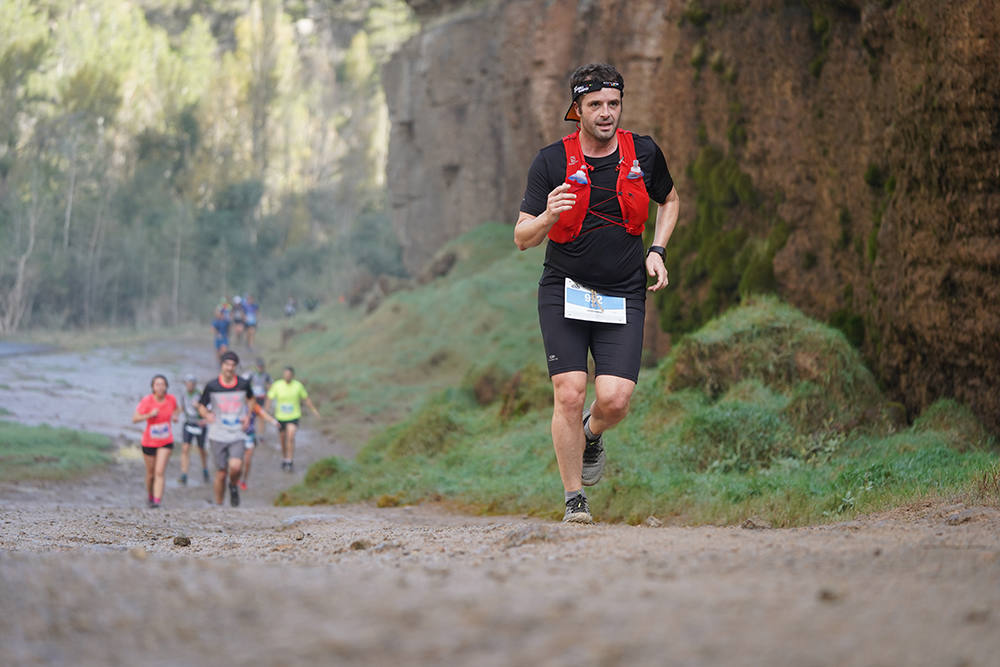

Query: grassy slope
[0,421,114,482]
[276,224,999,524]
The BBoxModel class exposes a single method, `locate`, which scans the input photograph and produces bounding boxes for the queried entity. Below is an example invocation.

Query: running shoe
[229,483,240,507]
[147,498,156,508]
[563,493,593,524]
[581,409,606,487]
[203,469,210,483]
[238,481,248,491]
[150,501,161,509]
[179,473,188,486]
[286,461,294,473]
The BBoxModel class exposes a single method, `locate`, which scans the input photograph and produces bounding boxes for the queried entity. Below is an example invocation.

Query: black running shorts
[537,281,645,383]
[141,443,174,456]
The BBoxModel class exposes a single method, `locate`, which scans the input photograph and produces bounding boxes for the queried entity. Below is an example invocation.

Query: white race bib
[150,422,170,439]
[564,278,626,324]
[184,424,203,436]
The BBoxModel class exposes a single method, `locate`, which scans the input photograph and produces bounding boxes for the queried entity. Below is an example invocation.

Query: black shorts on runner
[182,423,206,448]
[278,418,300,431]
[537,280,646,383]
[141,443,174,456]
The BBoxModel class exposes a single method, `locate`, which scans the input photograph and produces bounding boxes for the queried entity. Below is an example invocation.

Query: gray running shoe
[563,493,593,524]
[581,409,606,487]
[229,483,240,507]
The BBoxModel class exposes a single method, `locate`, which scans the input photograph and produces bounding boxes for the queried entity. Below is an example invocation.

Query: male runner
[266,366,319,472]
[514,63,680,523]
[239,358,272,490]
[199,350,277,506]
[178,374,210,485]
[243,295,260,349]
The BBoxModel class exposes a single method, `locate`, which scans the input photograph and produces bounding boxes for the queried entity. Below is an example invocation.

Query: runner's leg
[197,432,208,479]
[152,447,171,502]
[588,375,636,435]
[242,446,253,485]
[180,442,190,477]
[143,452,156,501]
[285,423,298,465]
[550,371,588,492]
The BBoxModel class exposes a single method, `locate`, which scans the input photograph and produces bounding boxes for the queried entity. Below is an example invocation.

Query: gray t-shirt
[199,376,254,443]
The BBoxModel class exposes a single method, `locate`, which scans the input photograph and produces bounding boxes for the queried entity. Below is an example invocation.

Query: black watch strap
[647,245,666,259]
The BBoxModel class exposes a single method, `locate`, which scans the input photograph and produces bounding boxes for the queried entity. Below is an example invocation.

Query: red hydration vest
[547,128,651,243]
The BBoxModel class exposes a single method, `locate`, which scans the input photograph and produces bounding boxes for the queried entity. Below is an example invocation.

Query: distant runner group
[131,349,320,509]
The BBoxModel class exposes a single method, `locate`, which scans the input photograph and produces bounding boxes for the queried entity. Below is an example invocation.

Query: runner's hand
[646,253,669,291]
[545,183,576,219]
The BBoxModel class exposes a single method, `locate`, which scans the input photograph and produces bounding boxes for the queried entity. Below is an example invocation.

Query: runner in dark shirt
[514,63,680,524]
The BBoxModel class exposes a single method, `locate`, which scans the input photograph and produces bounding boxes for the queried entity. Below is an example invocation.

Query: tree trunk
[84,187,110,329]
[0,170,41,333]
[62,132,79,250]
[172,211,183,327]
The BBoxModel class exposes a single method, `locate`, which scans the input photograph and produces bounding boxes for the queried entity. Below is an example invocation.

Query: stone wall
[385,0,1000,431]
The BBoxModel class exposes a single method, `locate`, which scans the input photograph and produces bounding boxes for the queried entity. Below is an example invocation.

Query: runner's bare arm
[304,396,320,417]
[131,408,156,423]
[514,183,576,250]
[198,403,215,423]
[251,398,279,425]
[645,186,680,292]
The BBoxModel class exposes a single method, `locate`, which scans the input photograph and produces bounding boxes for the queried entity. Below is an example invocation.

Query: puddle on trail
[0,340,216,441]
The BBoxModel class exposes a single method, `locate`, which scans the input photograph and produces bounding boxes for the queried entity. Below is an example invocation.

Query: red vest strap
[548,129,651,243]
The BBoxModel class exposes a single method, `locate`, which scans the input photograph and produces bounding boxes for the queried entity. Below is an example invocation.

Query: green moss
[837,206,852,249]
[682,0,711,27]
[658,145,783,334]
[807,5,831,78]
[690,39,707,69]
[864,163,886,189]
[829,307,865,348]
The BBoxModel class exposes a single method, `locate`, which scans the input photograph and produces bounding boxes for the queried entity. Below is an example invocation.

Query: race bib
[564,278,626,324]
[278,403,295,415]
[184,424,203,436]
[150,422,171,439]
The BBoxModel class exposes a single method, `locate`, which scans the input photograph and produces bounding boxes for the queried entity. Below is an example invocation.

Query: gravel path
[2,342,999,666]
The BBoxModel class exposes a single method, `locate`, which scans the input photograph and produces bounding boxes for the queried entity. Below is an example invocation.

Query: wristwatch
[647,245,666,259]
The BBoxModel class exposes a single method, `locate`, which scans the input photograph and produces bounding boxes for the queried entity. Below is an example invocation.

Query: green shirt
[268,379,308,421]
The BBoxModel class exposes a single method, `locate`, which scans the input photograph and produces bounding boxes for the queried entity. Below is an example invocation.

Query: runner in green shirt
[266,366,319,472]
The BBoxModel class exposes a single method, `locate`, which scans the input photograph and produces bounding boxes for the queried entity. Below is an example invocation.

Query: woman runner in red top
[131,374,180,508]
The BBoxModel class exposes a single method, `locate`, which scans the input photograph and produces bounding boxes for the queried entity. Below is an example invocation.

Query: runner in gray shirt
[199,351,277,506]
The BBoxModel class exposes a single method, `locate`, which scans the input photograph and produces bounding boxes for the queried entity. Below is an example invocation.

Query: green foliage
[654,145,786,335]
[681,1,712,27]
[0,0,418,333]
[690,39,707,69]
[807,4,831,78]
[279,251,998,525]
[0,420,113,481]
[864,163,886,189]
[829,307,865,348]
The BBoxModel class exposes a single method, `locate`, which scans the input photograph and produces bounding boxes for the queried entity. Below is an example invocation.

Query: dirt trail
[2,340,999,666]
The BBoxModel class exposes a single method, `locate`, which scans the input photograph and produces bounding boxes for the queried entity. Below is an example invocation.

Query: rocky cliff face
[384,0,1000,432]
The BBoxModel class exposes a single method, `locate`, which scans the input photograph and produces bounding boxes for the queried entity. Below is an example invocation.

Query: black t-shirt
[519,132,674,298]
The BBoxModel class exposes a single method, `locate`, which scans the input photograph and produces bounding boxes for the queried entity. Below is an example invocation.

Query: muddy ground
[1,339,999,666]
